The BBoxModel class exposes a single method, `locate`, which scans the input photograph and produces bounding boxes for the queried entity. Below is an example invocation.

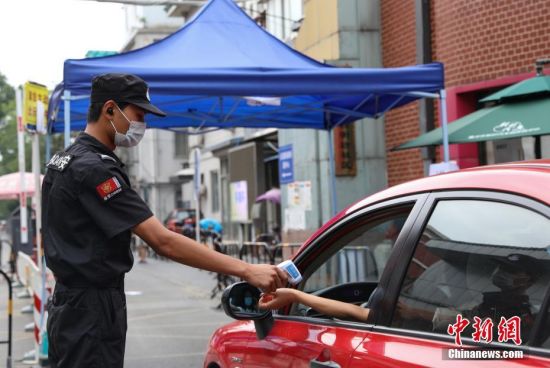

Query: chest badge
[46,152,73,172]
[96,176,122,201]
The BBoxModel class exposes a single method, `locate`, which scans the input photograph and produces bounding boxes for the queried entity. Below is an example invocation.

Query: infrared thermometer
[278,260,302,285]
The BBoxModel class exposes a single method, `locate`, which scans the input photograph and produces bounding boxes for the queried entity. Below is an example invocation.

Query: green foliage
[0,73,15,122]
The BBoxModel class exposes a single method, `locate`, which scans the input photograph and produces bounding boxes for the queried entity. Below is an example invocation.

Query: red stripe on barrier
[34,293,41,311]
[34,325,40,343]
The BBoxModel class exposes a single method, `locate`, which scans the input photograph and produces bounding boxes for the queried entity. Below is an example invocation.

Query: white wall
[125,5,183,35]
[119,4,186,221]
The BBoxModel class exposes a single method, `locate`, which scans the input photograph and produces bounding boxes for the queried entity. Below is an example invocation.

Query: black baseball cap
[90,73,166,117]
[493,254,542,278]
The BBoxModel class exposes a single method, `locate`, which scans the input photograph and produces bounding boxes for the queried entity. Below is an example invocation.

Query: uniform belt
[56,276,124,290]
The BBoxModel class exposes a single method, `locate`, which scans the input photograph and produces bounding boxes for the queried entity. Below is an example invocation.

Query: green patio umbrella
[394,97,550,150]
[395,73,550,151]
[480,75,550,103]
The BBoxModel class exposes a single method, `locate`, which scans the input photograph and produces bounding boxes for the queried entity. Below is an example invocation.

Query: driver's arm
[259,288,370,322]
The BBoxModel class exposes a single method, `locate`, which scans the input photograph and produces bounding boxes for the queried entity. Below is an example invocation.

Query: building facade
[118,5,186,221]
[165,1,302,240]
[280,0,387,242]
[115,0,550,244]
[382,0,550,186]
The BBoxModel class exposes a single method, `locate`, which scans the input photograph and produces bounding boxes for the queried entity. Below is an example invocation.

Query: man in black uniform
[42,73,287,368]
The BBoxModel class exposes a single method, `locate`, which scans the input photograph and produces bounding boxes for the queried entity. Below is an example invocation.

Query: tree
[0,73,15,123]
[0,73,18,219]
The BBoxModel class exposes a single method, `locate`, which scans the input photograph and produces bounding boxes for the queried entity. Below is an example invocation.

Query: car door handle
[310,359,341,368]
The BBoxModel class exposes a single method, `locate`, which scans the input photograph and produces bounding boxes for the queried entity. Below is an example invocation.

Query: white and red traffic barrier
[16,251,54,365]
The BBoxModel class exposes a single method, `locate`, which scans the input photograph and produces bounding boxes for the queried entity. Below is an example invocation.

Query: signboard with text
[278,144,294,184]
[23,81,49,133]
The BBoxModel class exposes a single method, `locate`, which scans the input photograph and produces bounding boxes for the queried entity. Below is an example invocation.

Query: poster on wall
[230,180,248,222]
[284,208,306,231]
[287,181,312,211]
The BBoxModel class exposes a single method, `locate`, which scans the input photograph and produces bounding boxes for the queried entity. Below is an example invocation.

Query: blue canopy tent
[47,0,447,214]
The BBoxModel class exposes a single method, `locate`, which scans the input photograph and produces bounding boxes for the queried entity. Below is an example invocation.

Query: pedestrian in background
[42,73,288,368]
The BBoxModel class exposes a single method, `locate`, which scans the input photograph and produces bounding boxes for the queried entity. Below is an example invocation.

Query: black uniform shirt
[42,132,153,286]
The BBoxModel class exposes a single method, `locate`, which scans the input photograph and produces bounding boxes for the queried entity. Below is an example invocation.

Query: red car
[204,160,550,367]
[163,208,197,233]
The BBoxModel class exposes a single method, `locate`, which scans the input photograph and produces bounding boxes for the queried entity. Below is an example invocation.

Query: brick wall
[381,0,550,186]
[432,0,550,87]
[381,0,423,186]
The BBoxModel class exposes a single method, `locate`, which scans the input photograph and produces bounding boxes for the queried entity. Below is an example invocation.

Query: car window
[296,206,413,302]
[537,301,550,348]
[391,200,550,346]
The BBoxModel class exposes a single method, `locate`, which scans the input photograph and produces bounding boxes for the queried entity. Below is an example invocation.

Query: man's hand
[259,288,297,310]
[243,264,288,292]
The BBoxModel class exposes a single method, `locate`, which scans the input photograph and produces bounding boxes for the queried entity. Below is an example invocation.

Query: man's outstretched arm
[133,216,288,292]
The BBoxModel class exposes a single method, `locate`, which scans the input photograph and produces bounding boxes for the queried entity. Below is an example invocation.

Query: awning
[47,0,444,133]
[0,172,44,200]
[480,75,550,103]
[394,97,550,150]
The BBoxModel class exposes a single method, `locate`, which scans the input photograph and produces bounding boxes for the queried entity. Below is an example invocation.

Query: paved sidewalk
[0,246,233,368]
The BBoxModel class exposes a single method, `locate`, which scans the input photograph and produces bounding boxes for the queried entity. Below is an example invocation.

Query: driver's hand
[258,288,297,310]
[243,264,288,292]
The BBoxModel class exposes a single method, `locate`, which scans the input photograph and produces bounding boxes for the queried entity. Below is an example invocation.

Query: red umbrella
[0,172,43,200]
[255,188,281,204]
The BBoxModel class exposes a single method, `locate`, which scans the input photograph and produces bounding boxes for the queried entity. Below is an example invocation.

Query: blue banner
[279,145,294,184]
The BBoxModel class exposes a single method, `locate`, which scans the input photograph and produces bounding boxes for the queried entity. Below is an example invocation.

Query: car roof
[347,159,550,214]
[297,160,550,255]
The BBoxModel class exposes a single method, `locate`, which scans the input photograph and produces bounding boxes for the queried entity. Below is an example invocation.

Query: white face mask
[109,105,146,147]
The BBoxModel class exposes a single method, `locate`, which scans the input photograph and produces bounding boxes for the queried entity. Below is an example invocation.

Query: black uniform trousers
[47,281,127,368]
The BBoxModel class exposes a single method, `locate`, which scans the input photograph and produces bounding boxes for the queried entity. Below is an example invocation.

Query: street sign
[278,144,294,184]
[23,82,48,133]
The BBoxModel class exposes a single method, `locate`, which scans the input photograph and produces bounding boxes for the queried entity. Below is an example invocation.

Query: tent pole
[45,134,52,164]
[63,90,71,148]
[439,89,450,163]
[327,129,338,217]
[31,132,42,271]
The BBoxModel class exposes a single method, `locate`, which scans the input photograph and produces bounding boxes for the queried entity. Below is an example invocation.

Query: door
[349,192,550,367]
[244,199,421,367]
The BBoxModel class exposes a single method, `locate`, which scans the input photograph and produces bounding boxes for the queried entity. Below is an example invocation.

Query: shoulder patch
[46,152,73,172]
[96,176,123,201]
[97,153,117,163]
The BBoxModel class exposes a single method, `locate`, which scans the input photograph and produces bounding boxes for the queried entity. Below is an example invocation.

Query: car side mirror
[221,282,274,340]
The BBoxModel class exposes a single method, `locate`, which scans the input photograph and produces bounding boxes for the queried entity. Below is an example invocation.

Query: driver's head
[491,254,540,291]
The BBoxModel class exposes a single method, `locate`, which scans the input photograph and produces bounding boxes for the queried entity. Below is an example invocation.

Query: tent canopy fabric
[394,98,550,150]
[256,188,281,204]
[0,172,44,200]
[48,0,444,133]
